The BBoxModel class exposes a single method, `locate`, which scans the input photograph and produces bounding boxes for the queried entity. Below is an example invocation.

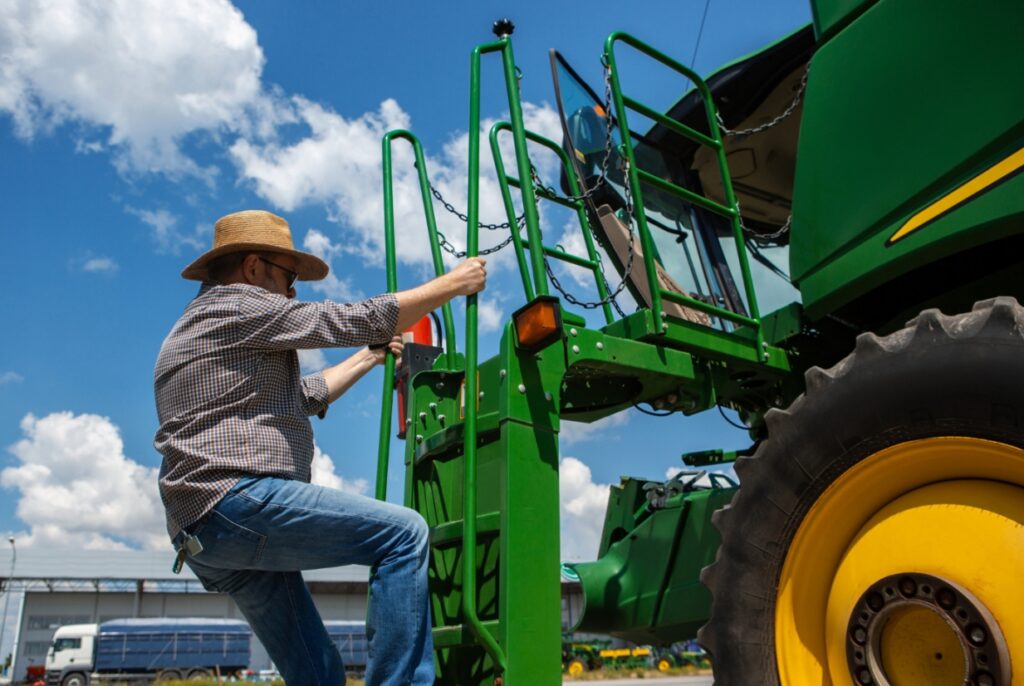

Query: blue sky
[0,0,811,569]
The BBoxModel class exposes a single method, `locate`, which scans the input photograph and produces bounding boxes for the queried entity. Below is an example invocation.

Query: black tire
[187,668,211,680]
[155,669,181,682]
[61,673,87,686]
[699,297,1024,684]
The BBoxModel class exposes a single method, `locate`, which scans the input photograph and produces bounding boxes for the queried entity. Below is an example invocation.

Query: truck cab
[45,625,97,686]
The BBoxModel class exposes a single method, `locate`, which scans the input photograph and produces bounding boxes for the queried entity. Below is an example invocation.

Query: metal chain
[427,182,524,231]
[719,67,810,239]
[735,199,792,240]
[543,160,636,314]
[716,65,809,138]
[434,217,524,259]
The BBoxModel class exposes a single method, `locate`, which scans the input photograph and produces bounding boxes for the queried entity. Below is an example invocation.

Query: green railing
[603,32,765,353]
[376,130,459,503]
[489,121,616,325]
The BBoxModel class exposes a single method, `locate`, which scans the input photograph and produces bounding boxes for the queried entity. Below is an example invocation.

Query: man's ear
[240,253,263,285]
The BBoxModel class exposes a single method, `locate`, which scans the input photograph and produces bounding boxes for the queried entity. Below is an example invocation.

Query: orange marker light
[513,296,563,352]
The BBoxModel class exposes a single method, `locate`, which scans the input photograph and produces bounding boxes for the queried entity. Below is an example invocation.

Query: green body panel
[568,482,736,644]
[808,0,875,40]
[801,170,1024,327]
[791,0,1024,317]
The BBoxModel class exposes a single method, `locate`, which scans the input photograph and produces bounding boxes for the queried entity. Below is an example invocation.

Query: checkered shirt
[154,283,399,536]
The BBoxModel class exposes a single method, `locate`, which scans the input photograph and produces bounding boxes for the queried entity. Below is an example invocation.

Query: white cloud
[477,298,504,334]
[560,410,630,446]
[310,444,369,495]
[1,412,166,550]
[0,0,271,177]
[232,97,564,271]
[81,256,119,273]
[301,228,362,301]
[0,372,24,385]
[126,207,210,255]
[298,348,328,373]
[0,413,373,551]
[559,456,611,562]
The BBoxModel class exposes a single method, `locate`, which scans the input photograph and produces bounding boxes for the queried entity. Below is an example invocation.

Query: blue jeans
[176,476,434,686]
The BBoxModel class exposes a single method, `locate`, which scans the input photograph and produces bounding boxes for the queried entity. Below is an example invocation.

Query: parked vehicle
[324,621,368,676]
[44,618,251,686]
[560,640,601,676]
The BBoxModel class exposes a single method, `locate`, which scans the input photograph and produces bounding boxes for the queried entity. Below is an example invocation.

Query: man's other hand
[370,335,404,366]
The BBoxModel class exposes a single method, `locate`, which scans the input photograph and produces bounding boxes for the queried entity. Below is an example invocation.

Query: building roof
[0,547,369,584]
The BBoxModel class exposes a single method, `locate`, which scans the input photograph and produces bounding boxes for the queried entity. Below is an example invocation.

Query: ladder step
[430,512,501,548]
[414,411,501,465]
[432,620,501,649]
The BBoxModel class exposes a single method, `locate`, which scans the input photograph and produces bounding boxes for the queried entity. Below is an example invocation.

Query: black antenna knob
[492,18,515,38]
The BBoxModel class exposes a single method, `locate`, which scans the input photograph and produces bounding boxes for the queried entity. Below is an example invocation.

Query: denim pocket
[194,508,267,568]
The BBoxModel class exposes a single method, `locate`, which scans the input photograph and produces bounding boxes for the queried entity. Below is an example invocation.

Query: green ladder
[376,22,566,686]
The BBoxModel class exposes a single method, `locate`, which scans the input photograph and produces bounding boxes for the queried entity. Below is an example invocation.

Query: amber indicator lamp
[512,296,564,352]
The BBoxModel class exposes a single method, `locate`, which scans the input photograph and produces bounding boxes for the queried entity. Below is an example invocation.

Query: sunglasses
[259,256,299,288]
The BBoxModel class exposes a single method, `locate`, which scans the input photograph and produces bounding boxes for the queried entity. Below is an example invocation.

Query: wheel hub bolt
[899,577,917,596]
[974,671,994,686]
[937,588,956,609]
[857,668,872,684]
[851,627,867,644]
[867,592,884,611]
[968,625,987,645]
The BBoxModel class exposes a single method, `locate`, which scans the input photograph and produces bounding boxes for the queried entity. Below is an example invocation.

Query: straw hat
[181,210,329,282]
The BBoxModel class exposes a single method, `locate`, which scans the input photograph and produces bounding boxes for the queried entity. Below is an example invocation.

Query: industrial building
[0,547,583,682]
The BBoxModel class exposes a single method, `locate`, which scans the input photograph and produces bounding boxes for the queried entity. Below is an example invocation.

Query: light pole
[0,537,15,678]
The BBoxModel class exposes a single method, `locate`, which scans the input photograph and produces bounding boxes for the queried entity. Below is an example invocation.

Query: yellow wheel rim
[658,658,671,672]
[775,437,1024,685]
[568,660,584,677]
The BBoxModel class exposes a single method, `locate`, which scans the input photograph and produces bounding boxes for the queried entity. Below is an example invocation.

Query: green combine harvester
[374,1,1024,684]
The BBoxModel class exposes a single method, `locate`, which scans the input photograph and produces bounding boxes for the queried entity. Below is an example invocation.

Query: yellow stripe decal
[888,146,1024,245]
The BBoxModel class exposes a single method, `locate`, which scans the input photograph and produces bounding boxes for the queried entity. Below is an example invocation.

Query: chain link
[425,170,525,259]
[543,160,636,315]
[716,66,809,239]
[734,199,792,240]
[715,65,809,138]
[434,217,524,259]
[428,182,524,231]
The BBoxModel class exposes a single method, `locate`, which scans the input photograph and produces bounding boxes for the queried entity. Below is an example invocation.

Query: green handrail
[376,130,459,502]
[603,31,765,355]
[489,121,615,325]
[462,35,515,675]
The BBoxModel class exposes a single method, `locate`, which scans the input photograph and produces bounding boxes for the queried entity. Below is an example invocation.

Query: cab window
[52,638,81,652]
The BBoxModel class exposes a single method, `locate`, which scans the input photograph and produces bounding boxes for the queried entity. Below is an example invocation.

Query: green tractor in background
[374,0,1024,684]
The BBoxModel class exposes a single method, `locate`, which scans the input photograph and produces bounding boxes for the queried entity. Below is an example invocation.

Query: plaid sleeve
[237,291,399,350]
[300,372,330,418]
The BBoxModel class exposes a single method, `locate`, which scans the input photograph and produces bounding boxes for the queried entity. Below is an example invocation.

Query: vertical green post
[487,126,536,303]
[497,28,548,298]
[376,134,401,501]
[464,38,510,676]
